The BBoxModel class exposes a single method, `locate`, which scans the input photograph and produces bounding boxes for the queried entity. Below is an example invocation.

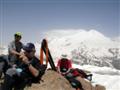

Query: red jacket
[57,58,87,78]
[57,58,72,69]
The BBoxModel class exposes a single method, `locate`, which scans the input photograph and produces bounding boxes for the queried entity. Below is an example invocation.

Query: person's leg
[13,76,27,90]
[14,81,26,90]
[2,74,14,90]
[68,78,84,90]
[0,56,8,78]
[2,68,18,90]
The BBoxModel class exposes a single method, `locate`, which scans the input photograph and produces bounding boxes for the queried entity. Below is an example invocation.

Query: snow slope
[45,29,119,55]
[72,64,120,90]
[43,29,120,69]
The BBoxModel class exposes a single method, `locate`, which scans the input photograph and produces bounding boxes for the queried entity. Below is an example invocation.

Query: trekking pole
[90,80,92,90]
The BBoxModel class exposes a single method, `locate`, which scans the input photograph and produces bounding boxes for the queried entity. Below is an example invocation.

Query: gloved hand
[39,64,47,76]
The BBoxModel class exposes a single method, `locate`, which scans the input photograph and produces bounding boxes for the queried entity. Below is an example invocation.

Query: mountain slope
[43,29,120,69]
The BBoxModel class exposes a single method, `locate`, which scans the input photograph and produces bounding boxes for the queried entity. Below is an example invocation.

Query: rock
[28,70,105,90]
[28,70,74,90]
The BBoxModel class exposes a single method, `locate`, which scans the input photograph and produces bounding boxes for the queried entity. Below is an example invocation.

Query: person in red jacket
[57,54,83,90]
[57,54,92,90]
[57,54,72,75]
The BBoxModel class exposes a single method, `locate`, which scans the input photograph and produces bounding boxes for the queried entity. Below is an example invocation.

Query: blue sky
[0,0,119,45]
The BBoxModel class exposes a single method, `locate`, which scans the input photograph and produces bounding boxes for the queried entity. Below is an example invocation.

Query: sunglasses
[25,50,36,53]
[15,34,21,37]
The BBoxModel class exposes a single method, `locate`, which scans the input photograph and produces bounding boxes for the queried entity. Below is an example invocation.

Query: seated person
[57,54,92,90]
[8,32,23,66]
[57,54,72,75]
[2,43,47,90]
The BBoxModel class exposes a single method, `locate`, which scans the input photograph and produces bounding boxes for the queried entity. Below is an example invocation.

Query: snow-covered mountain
[44,29,120,69]
[0,46,8,55]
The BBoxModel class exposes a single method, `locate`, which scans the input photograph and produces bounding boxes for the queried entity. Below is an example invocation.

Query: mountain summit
[43,30,120,69]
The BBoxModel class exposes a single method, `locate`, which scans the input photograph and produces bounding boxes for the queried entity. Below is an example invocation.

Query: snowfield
[44,30,120,69]
[72,64,120,90]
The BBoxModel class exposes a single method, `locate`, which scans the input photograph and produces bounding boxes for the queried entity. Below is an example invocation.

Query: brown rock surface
[27,70,105,90]
[28,70,74,90]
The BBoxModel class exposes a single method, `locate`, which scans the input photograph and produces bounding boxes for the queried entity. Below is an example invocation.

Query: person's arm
[28,64,39,77]
[10,49,21,56]
[8,42,20,56]
[20,55,39,77]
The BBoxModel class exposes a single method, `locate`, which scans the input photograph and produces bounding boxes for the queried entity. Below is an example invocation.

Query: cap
[23,43,35,52]
[61,54,67,58]
[14,32,22,37]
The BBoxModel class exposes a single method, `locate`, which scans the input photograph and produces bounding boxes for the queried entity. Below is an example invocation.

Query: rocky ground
[27,70,105,90]
[27,70,74,90]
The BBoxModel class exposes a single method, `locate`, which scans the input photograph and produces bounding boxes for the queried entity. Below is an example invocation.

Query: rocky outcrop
[28,70,105,90]
[28,70,74,90]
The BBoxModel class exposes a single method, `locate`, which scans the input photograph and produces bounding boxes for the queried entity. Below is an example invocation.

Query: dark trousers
[67,78,84,90]
[2,75,27,90]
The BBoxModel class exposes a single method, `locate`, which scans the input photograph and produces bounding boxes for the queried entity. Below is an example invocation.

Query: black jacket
[18,56,46,83]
